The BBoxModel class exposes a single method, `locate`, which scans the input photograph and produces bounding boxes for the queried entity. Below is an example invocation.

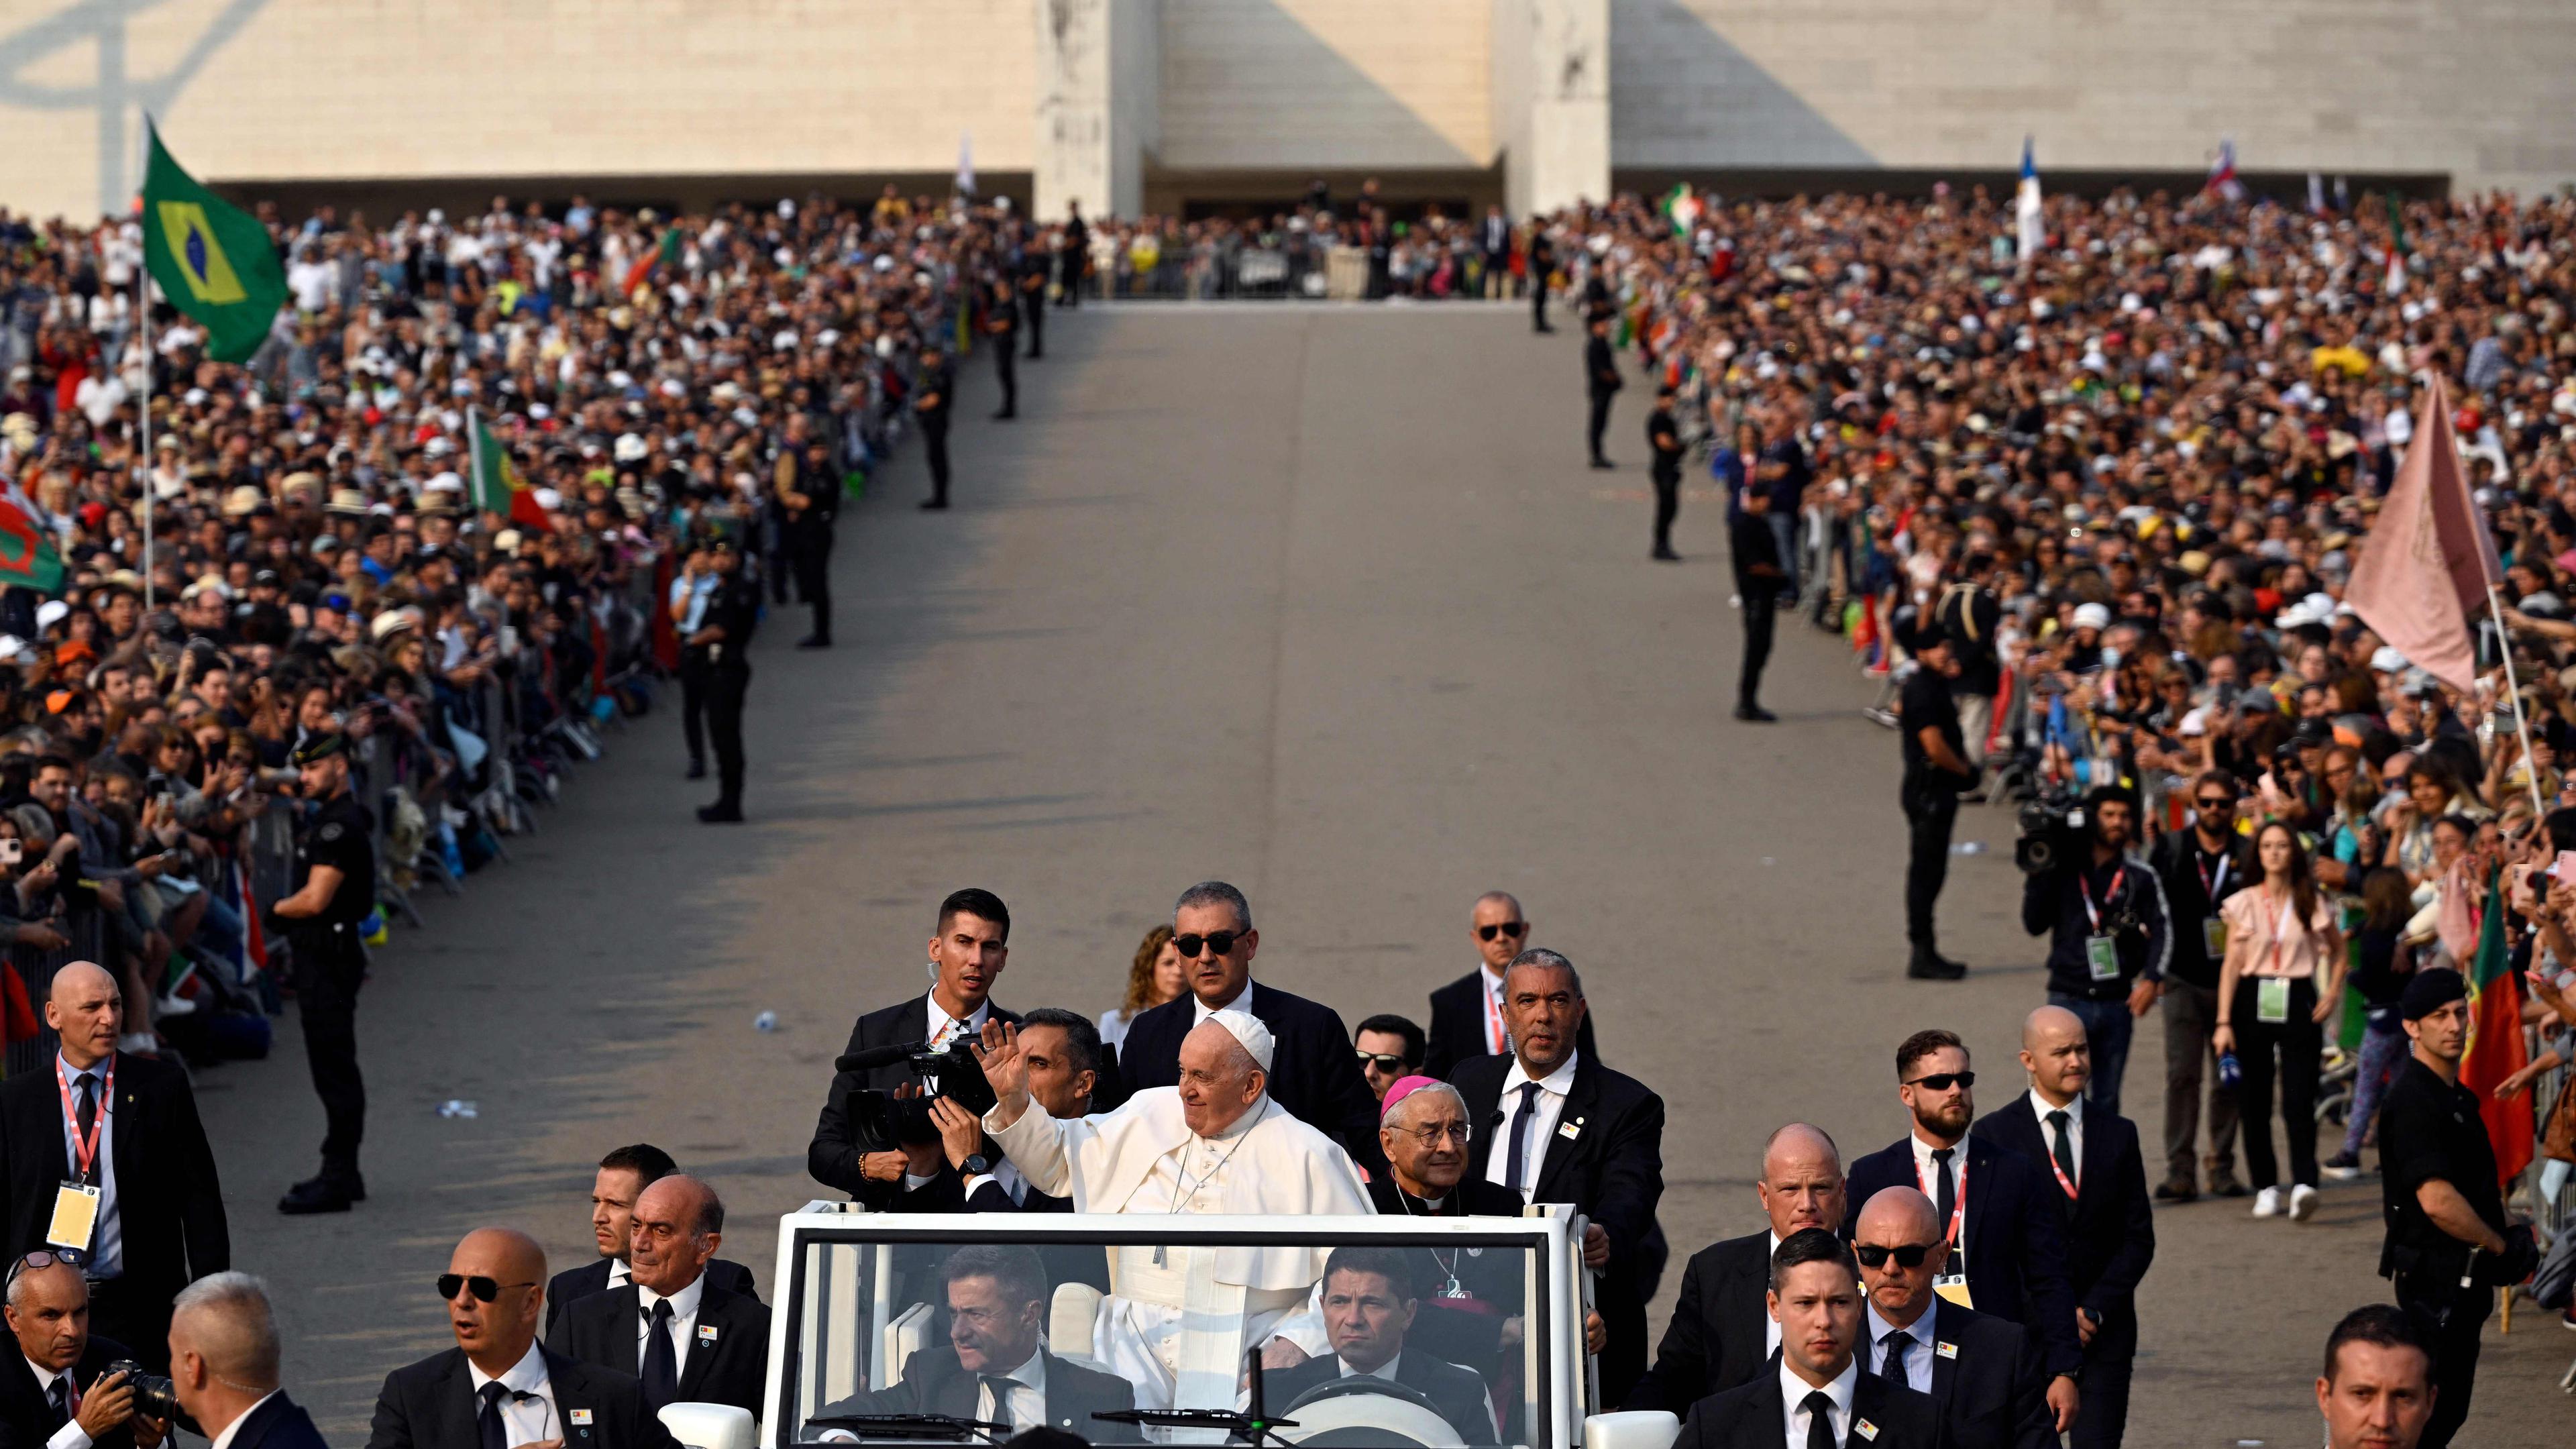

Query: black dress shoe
[697,802,745,824]
[919,498,949,511]
[686,758,706,780]
[992,409,1016,421]
[1652,547,1681,561]
[2209,1177,2251,1199]
[796,635,832,649]
[1907,954,1968,981]
[278,1177,354,1215]
[2153,1178,2198,1203]
[1589,458,1616,470]
[1734,704,1778,722]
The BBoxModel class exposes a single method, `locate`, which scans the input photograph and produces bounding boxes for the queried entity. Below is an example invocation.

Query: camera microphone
[834,1040,932,1073]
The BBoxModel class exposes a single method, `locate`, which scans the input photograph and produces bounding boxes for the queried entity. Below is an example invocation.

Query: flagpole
[2446,376,2548,814]
[136,113,154,612]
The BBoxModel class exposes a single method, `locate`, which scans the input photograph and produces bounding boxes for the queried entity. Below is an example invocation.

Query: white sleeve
[983,1101,1076,1198]
[47,1417,91,1449]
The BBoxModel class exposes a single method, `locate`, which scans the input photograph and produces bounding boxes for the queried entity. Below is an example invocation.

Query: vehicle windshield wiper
[802,1413,1014,1444]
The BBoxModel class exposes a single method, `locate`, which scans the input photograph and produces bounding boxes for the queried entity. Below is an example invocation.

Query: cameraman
[2021,786,2170,1116]
[1,1254,166,1449]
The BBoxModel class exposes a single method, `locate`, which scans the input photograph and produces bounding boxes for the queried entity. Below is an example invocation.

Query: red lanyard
[1484,978,1507,1055]
[2259,888,2301,974]
[53,1057,110,1182]
[2041,1120,2080,1200]
[2079,869,2125,933]
[2195,850,2229,902]
[1914,1150,1969,1249]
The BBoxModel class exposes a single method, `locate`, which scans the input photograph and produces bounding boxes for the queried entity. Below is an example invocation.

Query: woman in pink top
[2212,820,2345,1222]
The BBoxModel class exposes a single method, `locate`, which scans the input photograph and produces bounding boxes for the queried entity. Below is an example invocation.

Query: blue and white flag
[2015,137,2044,266]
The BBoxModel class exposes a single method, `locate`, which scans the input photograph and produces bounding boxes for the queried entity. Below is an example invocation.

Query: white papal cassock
[982,1082,1373,1420]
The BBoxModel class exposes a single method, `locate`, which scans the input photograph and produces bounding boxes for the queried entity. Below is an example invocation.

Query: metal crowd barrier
[1073,242,1519,303]
[3,906,110,1077]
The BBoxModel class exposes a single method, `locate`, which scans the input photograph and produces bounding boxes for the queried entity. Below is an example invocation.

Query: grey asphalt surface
[193,304,2563,1446]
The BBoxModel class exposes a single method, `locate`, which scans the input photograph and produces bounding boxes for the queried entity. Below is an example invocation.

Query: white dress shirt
[977,1346,1047,1432]
[1189,980,1254,1024]
[56,1055,119,1279]
[1485,1050,1580,1199]
[206,1391,282,1449]
[637,1272,704,1376]
[32,1355,92,1449]
[1338,1351,1401,1381]
[605,1258,631,1291]
[1907,1132,1968,1269]
[1762,1232,1784,1358]
[924,989,991,1053]
[466,1341,559,1448]
[2028,1089,2085,1190]
[1864,1301,1938,1396]
[1778,1354,1858,1448]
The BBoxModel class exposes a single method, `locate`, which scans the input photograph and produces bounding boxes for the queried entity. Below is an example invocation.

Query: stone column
[1491,0,1609,218]
[1034,0,1159,221]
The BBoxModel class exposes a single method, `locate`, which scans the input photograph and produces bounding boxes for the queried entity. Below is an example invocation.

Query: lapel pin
[569,1409,594,1426]
[698,1324,720,1341]
[1557,1121,1582,1140]
[1935,1341,1958,1359]
[1854,1419,1879,1442]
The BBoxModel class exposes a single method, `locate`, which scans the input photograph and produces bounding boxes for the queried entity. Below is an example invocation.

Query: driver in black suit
[808,1246,1136,1442]
[1265,1248,1496,1445]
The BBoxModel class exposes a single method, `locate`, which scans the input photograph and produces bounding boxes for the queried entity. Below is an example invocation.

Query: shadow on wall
[1607,0,1874,170]
[1157,0,1486,174]
[0,0,274,217]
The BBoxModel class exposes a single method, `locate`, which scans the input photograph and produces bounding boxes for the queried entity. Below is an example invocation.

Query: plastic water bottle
[2216,1051,2243,1089]
[438,1099,479,1120]
[753,1011,780,1033]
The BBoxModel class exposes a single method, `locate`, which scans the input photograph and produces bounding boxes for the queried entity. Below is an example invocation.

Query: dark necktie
[476,1381,509,1449]
[1931,1147,1960,1274]
[2046,1110,2078,1193]
[1802,1389,1837,1449]
[640,1298,678,1409]
[979,1375,1018,1427]
[1880,1330,1909,1385]
[1503,1082,1542,1193]
[46,1377,70,1433]
[74,1075,97,1183]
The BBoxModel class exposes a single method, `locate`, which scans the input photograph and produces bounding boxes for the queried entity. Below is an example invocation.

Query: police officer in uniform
[916,343,956,511]
[2376,969,2538,1449]
[1019,241,1048,359]
[1647,384,1684,561]
[1729,482,1783,721]
[273,732,376,1214]
[1898,625,1974,981]
[987,274,1020,420]
[1584,316,1621,470]
[694,534,761,823]
[1527,221,1554,333]
[782,436,839,649]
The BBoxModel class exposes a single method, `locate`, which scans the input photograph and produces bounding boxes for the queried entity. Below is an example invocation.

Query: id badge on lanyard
[1917,1153,1972,1306]
[2255,894,2299,1023]
[2082,869,2125,981]
[46,1059,108,1254]
[2200,849,2232,959]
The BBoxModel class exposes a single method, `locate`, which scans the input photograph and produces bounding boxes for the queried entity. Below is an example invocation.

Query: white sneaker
[2251,1186,2284,1218]
[2289,1184,2320,1221]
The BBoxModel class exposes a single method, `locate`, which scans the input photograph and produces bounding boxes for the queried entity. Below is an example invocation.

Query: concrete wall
[1609,0,2576,197]
[1157,0,1493,173]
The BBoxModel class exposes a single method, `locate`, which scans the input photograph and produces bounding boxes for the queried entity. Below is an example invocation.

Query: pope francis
[973,1010,1374,1418]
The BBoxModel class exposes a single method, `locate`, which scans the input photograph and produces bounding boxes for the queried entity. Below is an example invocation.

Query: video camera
[832,1040,998,1150]
[2014,788,2089,876]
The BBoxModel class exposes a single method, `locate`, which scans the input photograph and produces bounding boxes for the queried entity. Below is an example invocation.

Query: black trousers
[794,524,835,642]
[1738,591,1774,709]
[679,652,708,764]
[994,339,1017,415]
[1024,296,1044,356]
[708,661,751,810]
[1902,784,1958,953]
[85,1276,170,1373]
[2233,977,2322,1189]
[294,926,367,1182]
[922,417,952,504]
[2071,1320,2136,1449]
[2394,1267,2490,1449]
[1651,466,1680,552]
[1532,280,1550,331]
[1587,390,1615,462]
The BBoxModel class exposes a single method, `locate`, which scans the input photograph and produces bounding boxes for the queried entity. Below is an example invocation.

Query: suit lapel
[602,1285,644,1377]
[676,1289,731,1398]
[1532,1060,1599,1202]
[1962,1137,1996,1266]
[546,1349,604,1446]
[1923,1302,1956,1413]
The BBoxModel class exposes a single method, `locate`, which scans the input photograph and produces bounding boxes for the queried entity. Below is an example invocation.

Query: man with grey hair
[1112,880,1385,1171]
[168,1274,326,1449]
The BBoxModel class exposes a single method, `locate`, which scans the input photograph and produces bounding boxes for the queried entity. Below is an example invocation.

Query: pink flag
[2344,376,2500,693]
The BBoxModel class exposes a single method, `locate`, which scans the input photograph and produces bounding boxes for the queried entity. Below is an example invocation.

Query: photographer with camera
[0,1252,168,1449]
[2019,787,2170,1117]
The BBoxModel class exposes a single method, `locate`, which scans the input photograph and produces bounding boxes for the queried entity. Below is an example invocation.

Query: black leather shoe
[1589,458,1616,470]
[2209,1177,2251,1199]
[919,498,949,511]
[1652,547,1681,561]
[992,409,1016,421]
[278,1177,354,1215]
[2153,1178,2198,1203]
[796,635,832,649]
[1735,704,1778,722]
[697,802,745,824]
[1907,954,1968,981]
[685,758,706,780]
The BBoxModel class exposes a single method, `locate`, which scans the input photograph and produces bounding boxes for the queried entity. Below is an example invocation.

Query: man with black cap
[268,733,376,1214]
[1898,629,1974,979]
[2374,969,2538,1449]
[916,343,955,511]
[691,534,760,823]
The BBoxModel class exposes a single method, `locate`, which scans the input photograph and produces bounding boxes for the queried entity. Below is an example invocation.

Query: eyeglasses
[437,1274,537,1303]
[1851,1242,1938,1269]
[1477,921,1529,942]
[1173,930,1242,959]
[2196,796,2233,810]
[1356,1051,1408,1075]
[1903,1071,1976,1091]
[5,1250,80,1287]
[1397,1121,1472,1146]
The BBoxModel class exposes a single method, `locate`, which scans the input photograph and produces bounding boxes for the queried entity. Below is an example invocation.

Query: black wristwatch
[961,1155,989,1176]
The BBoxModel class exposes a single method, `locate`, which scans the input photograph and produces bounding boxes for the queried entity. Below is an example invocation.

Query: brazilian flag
[140,120,286,364]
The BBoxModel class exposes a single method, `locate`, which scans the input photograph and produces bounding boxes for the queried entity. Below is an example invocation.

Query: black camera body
[2015,793,2089,876]
[842,1042,999,1150]
[105,1360,180,1422]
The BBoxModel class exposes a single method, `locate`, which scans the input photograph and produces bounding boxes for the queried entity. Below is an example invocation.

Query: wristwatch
[961,1154,989,1176]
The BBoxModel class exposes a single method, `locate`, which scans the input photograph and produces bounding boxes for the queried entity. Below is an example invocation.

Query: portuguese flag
[622,227,682,295]
[0,477,64,595]
[2463,874,2534,1185]
[468,410,555,533]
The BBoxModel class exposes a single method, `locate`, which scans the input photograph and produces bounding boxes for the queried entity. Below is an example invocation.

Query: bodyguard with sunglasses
[367,1228,676,1449]
[1422,893,1597,1080]
[1115,881,1385,1174]
[1848,1189,2053,1449]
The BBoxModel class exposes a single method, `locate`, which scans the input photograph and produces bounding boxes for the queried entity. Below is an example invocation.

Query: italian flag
[470,410,556,533]
[2463,873,2534,1185]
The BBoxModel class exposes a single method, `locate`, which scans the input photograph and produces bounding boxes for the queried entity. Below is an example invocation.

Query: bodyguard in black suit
[1421,893,1596,1080]
[367,1228,676,1449]
[1849,1185,2053,1449]
[1628,1124,1847,1411]
[1672,1232,1940,1449]
[1,963,227,1372]
[1264,1246,1495,1444]
[0,1258,143,1449]
[1970,1007,2155,1449]
[201,1395,325,1449]
[806,1245,1136,1442]
[168,1273,325,1449]
[809,890,1022,1205]
[545,1176,767,1415]
[1450,950,1663,1405]
[1842,1030,2082,1383]
[1116,881,1383,1172]
[545,1258,759,1341]
[545,1144,758,1339]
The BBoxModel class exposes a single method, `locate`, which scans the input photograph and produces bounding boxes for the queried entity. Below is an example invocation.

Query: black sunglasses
[1356,1051,1407,1074]
[2196,796,2233,810]
[1852,1243,1937,1269]
[1904,1071,1976,1091]
[437,1274,535,1303]
[1173,930,1242,959]
[1477,921,1529,942]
